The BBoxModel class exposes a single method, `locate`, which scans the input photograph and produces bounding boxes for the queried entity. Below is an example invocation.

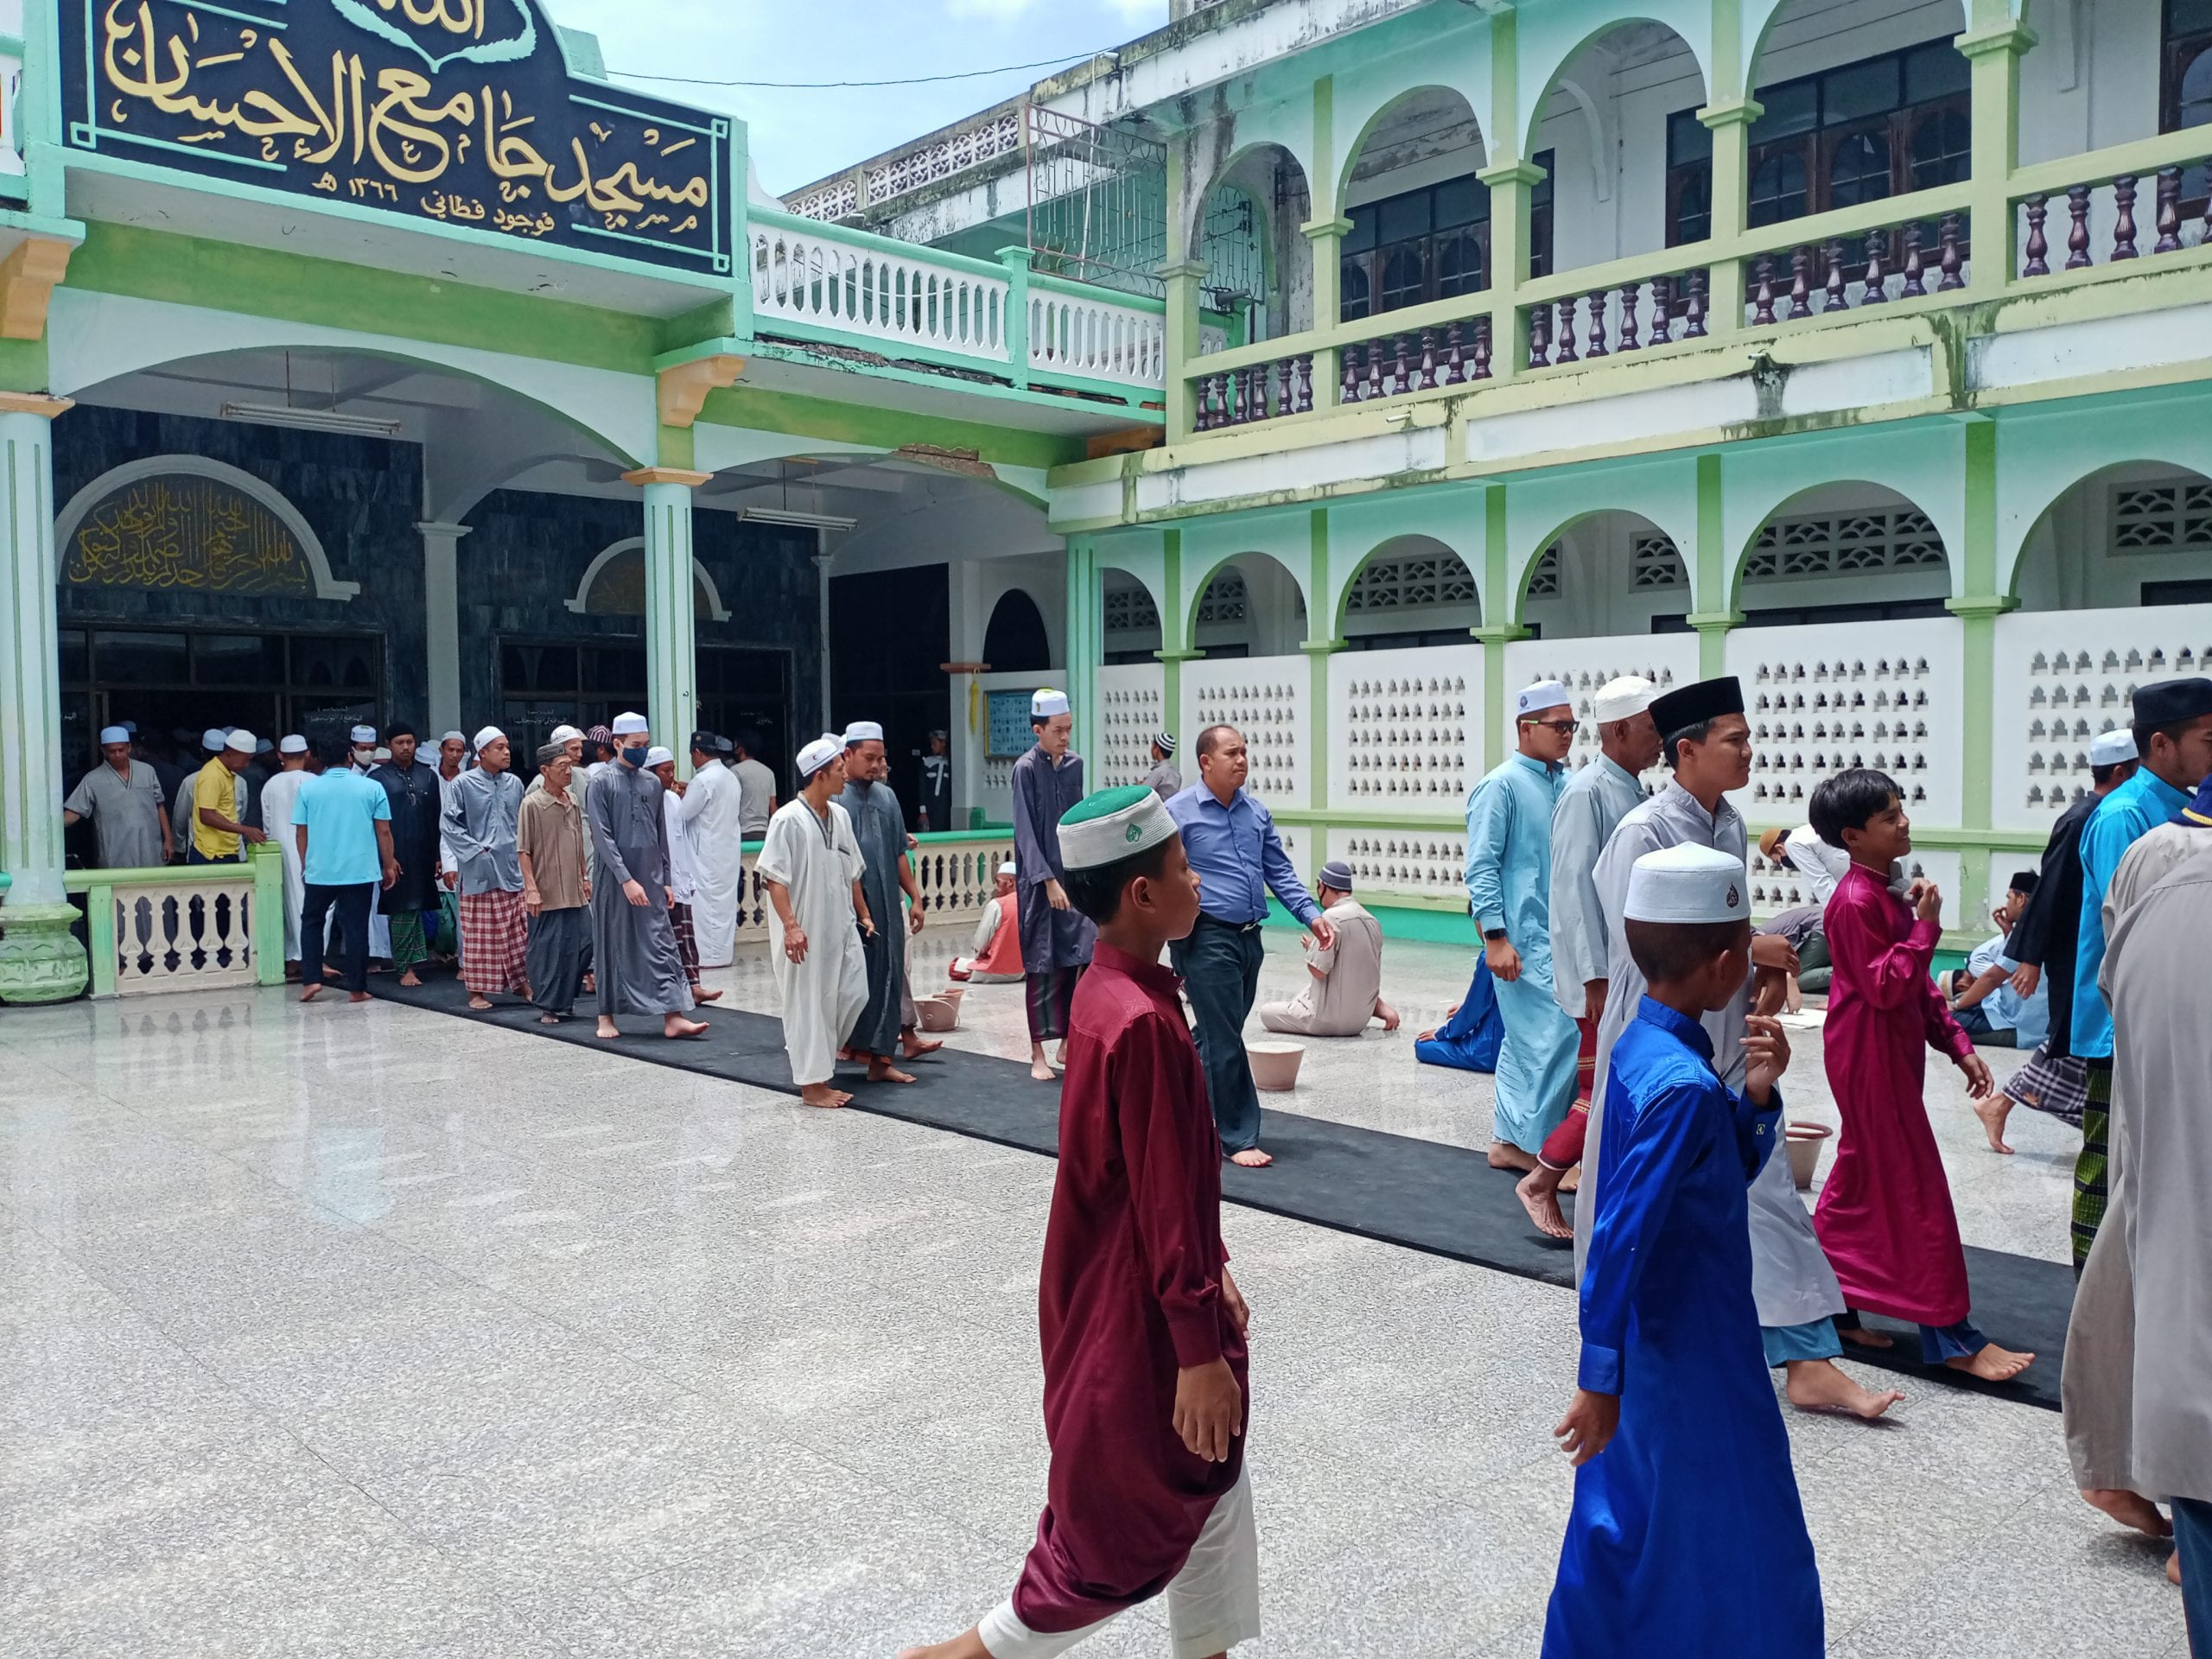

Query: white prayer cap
[2090,728,2138,766]
[842,720,884,745]
[440,730,467,746]
[1516,680,1572,717]
[645,747,675,768]
[279,734,308,755]
[1624,843,1749,925]
[1032,688,1071,719]
[1592,675,1656,723]
[999,861,1018,876]
[474,725,506,751]
[350,724,378,745]
[201,728,226,751]
[223,728,257,753]
[611,711,649,736]
[99,725,130,745]
[1058,785,1177,872]
[550,724,583,744]
[373,747,391,762]
[796,733,842,779]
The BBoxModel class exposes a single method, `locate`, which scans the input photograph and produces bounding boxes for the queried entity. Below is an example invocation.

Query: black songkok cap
[2132,677,2212,727]
[2011,869,2040,894]
[1649,675,1746,739]
[690,730,720,754]
[385,723,416,741]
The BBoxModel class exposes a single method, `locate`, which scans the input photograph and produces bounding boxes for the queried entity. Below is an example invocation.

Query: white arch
[54,455,361,601]
[564,537,733,622]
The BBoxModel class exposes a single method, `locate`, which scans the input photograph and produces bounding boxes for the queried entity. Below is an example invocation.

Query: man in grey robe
[1141,731,1183,800]
[837,721,937,1079]
[586,713,707,1042]
[1575,677,1902,1422]
[1011,689,1096,1080]
[64,725,171,868]
[2066,841,2212,1625]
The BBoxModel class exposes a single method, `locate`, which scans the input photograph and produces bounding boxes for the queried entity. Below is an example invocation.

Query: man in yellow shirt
[190,730,268,863]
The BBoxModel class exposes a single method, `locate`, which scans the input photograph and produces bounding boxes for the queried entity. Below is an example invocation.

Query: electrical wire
[607,49,1114,91]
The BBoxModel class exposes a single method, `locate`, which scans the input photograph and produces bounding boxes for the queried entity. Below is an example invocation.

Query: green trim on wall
[693,381,1085,471]
[0,336,49,396]
[1157,528,1187,723]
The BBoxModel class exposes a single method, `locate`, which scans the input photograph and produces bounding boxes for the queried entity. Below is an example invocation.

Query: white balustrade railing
[1029,283,1168,391]
[752,213,1007,363]
[728,833,1018,952]
[66,853,283,998]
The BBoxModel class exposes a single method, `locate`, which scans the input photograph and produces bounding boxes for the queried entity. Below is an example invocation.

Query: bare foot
[1784,1358,1904,1420]
[2083,1489,2173,1538]
[582,974,595,995]
[1971,1090,2015,1154]
[537,1014,563,1026]
[1030,1045,1055,1082]
[2170,1550,2183,1587]
[322,966,343,982]
[837,1045,859,1062]
[901,1034,944,1058]
[399,969,422,988]
[348,990,371,1003]
[1557,1165,1581,1193]
[867,1058,918,1084]
[1488,1140,1538,1173]
[691,987,724,1003]
[1838,1324,1896,1351]
[596,1018,620,1039]
[1229,1147,1274,1168]
[1947,1342,2035,1382]
[1516,1167,1573,1239]
[798,1083,851,1109]
[663,1015,709,1039]
[299,984,322,1003]
[467,995,493,1011]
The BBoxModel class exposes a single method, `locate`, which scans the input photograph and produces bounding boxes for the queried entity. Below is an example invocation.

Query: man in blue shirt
[1946,869,2049,1052]
[2068,676,2212,1266]
[1166,725,1334,1167]
[293,741,397,1004]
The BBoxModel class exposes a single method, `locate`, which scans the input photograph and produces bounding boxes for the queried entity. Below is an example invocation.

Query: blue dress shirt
[1166,785,1322,928]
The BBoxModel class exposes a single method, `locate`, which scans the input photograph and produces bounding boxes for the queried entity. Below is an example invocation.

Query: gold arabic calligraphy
[98,0,708,237]
[66,476,310,594]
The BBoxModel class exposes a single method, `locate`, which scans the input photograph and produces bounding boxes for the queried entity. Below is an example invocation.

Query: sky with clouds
[550,0,1170,199]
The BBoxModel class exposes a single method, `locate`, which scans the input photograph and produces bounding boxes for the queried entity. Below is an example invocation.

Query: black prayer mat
[370,968,2073,1411]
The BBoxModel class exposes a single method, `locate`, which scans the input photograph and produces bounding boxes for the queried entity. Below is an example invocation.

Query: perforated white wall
[1503,634,1700,792]
[1992,605,2212,829]
[1097,664,1168,790]
[1328,644,1483,813]
[1745,847,1965,929]
[1183,654,1309,809]
[1727,619,1965,829]
[1334,829,1469,905]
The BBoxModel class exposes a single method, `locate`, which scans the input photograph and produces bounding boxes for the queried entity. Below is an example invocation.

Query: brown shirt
[517,785,588,911]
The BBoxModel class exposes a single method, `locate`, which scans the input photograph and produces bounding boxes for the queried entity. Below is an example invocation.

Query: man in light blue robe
[1463,681,1581,1169]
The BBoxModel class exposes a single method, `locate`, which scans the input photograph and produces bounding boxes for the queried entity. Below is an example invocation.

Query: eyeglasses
[1526,719,1580,736]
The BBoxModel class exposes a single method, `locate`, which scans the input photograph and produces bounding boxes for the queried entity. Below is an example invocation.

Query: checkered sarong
[2071,1059,2112,1271]
[671,900,700,986]
[458,889,529,996]
[2000,1043,2088,1127]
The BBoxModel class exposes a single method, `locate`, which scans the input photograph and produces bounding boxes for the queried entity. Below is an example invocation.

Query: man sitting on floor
[1946,870,2048,1051]
[1258,860,1399,1037]
[950,861,1026,984]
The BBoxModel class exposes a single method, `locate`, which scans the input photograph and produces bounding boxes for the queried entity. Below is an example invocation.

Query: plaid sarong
[2072,1059,2112,1271]
[458,889,529,996]
[1025,965,1082,1043]
[2000,1043,2088,1127]
[389,911,429,973]
[671,900,700,986]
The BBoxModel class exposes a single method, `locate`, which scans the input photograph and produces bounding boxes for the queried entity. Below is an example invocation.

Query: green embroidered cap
[1057,785,1177,871]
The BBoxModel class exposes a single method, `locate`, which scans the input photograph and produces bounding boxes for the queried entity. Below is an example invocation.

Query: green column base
[0,902,90,1004]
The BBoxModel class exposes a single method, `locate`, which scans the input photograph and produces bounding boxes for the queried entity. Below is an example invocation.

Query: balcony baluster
[2155,167,2183,255]
[1900,223,1926,299]
[1938,213,1965,291]
[1824,238,1848,310]
[1789,248,1813,318]
[2023,195,2050,277]
[2067,184,2093,268]
[1618,283,1643,351]
[2112,175,2139,260]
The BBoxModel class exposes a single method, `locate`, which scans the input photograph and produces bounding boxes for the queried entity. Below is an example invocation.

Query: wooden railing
[1192,349,1317,429]
[65,847,284,999]
[2012,134,2212,280]
[728,830,1018,950]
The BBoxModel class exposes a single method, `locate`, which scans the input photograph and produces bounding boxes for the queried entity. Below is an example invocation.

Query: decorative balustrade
[1193,351,1316,430]
[728,832,1016,951]
[2016,145,2212,279]
[65,850,283,998]
[1739,207,1972,327]
[1524,265,1713,368]
[1340,317,1493,401]
[1028,281,1168,391]
[752,211,1008,360]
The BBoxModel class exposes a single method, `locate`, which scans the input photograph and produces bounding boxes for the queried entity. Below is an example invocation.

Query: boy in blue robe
[1544,843,1821,1659]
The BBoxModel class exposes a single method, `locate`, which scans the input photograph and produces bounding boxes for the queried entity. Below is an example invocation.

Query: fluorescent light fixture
[739,505,858,531]
[219,402,404,439]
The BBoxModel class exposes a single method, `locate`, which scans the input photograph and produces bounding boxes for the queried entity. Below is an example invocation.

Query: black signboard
[63,0,732,276]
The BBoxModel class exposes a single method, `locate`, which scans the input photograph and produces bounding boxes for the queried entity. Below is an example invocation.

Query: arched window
[983,589,1052,674]
[1380,245,1427,312]
[1827,129,1892,209]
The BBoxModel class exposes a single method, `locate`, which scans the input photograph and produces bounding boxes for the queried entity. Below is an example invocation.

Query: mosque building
[1,0,2209,1001]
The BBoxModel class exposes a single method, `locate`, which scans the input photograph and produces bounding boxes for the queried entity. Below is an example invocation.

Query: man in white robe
[756,734,874,1109]
[257,735,313,974]
[2066,840,2212,1622]
[678,730,744,967]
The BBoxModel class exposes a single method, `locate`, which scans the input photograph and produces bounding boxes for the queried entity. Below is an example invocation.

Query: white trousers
[978,1466,1260,1659]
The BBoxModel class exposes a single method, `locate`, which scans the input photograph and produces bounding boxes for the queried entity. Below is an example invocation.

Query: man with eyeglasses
[1464,682,1583,1177]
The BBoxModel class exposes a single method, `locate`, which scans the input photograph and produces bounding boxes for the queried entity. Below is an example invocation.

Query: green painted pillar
[1302,507,1338,850]
[1698,98,1764,340]
[1686,452,1745,678]
[1065,538,1102,769]
[1949,416,2016,912]
[0,400,89,1002]
[998,246,1033,390]
[1958,15,2033,300]
[1477,162,1543,385]
[629,467,708,771]
[1304,217,1352,410]
[1472,483,1529,772]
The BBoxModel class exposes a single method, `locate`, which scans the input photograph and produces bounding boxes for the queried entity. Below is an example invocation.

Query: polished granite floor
[0,926,2185,1657]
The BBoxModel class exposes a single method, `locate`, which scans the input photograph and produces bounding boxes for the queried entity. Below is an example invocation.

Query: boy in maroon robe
[1808,768,2034,1383]
[900,784,1258,1659]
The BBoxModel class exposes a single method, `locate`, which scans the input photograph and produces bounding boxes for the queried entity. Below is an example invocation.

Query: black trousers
[1168,912,1268,1153]
[302,881,375,992]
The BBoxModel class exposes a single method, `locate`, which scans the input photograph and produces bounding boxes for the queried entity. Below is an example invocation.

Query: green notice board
[988,690,1036,760]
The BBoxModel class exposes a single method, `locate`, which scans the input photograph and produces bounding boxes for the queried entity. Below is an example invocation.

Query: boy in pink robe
[1807,768,2035,1382]
[900,784,1258,1659]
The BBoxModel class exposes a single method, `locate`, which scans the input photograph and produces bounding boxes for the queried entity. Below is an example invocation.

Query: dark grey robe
[1011,745,1096,973]
[585,761,695,1018]
[839,777,910,1055]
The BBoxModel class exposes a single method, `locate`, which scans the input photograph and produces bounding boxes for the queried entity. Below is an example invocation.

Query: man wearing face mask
[585,712,708,1041]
